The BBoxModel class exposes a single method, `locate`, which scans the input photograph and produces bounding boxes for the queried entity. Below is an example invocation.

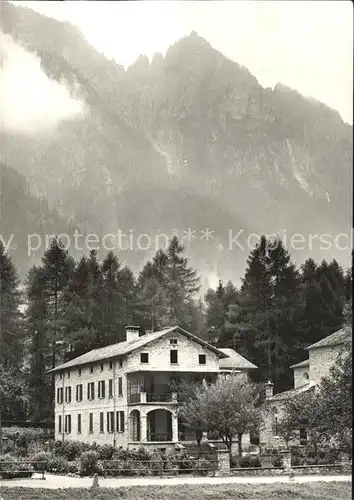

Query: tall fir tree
[223,236,304,392]
[0,242,23,369]
[26,238,74,420]
[137,238,200,331]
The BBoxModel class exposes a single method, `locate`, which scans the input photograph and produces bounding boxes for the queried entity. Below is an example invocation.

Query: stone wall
[229,463,352,477]
[309,344,345,386]
[293,366,310,389]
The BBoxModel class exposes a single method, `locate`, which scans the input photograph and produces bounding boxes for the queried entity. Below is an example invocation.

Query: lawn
[0,483,352,500]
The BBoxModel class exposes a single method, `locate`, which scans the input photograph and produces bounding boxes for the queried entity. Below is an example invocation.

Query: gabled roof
[218,348,258,370]
[47,326,228,373]
[290,359,310,369]
[266,381,316,402]
[306,329,352,350]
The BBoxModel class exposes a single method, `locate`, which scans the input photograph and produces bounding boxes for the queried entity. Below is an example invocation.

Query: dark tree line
[0,235,351,422]
[206,236,351,392]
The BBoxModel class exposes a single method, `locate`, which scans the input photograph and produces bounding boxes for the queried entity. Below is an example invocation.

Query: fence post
[215,449,230,477]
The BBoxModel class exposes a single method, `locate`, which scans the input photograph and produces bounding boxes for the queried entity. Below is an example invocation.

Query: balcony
[128,391,178,405]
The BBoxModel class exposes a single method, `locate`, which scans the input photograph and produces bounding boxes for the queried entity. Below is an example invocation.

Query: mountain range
[0,1,352,284]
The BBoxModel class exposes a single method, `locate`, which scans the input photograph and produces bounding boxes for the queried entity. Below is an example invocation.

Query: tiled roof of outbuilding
[218,348,258,370]
[306,329,352,350]
[290,359,310,369]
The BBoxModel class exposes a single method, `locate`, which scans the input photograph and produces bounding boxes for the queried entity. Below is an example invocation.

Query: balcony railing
[128,392,178,404]
[147,432,172,442]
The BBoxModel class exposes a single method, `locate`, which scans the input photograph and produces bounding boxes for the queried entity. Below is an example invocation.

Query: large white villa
[49,325,257,450]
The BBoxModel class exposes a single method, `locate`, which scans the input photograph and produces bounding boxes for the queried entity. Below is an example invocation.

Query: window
[90,365,94,374]
[59,373,63,380]
[140,353,149,364]
[170,350,178,364]
[118,377,123,396]
[100,363,104,372]
[109,361,113,370]
[77,414,82,434]
[64,415,71,434]
[99,412,104,433]
[170,339,178,345]
[199,354,206,365]
[107,412,114,433]
[108,379,113,398]
[272,407,278,436]
[300,428,307,445]
[76,384,83,402]
[119,359,123,367]
[116,411,125,432]
[89,413,93,433]
[98,380,106,399]
[87,382,95,400]
[78,367,82,377]
[58,415,62,434]
[65,387,72,403]
[304,372,309,380]
[57,388,63,404]
[67,370,71,379]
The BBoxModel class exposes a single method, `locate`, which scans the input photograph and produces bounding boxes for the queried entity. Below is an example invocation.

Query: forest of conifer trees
[0,235,352,423]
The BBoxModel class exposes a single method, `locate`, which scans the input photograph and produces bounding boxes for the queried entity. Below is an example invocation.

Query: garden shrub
[0,454,33,479]
[193,457,214,476]
[96,444,115,461]
[271,454,283,467]
[238,454,262,468]
[54,440,89,461]
[170,451,194,473]
[149,451,165,476]
[46,456,71,474]
[30,451,53,471]
[80,450,100,476]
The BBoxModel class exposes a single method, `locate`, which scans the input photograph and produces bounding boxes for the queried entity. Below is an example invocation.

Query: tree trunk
[237,433,243,457]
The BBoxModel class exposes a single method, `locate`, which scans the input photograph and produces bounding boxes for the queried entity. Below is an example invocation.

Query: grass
[0,483,352,500]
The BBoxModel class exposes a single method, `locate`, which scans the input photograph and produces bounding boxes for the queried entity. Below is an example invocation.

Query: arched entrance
[130,409,141,442]
[147,409,172,442]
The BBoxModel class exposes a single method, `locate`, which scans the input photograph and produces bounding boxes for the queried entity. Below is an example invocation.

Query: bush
[149,452,165,476]
[80,451,100,476]
[193,457,214,476]
[46,456,71,474]
[238,454,262,468]
[271,454,283,467]
[0,454,34,479]
[30,452,53,471]
[170,451,194,473]
[96,444,115,461]
[54,440,89,461]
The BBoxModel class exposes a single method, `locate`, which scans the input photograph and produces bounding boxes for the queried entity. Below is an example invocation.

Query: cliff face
[1,2,352,280]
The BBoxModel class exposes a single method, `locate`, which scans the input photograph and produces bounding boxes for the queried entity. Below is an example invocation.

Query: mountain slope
[0,2,352,282]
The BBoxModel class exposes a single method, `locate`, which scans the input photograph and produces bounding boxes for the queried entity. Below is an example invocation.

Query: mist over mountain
[0,1,352,285]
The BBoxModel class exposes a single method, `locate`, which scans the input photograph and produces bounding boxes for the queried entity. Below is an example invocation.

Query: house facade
[260,328,351,449]
[49,325,257,450]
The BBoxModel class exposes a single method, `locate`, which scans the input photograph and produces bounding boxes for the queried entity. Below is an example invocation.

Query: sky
[12,0,353,124]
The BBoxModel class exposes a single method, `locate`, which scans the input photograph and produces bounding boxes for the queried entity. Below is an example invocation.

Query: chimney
[125,325,140,343]
[264,380,274,399]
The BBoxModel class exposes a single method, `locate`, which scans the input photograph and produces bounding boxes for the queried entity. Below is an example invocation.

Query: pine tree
[223,236,304,392]
[0,242,23,369]
[165,237,200,326]
[26,239,74,420]
[137,238,200,331]
[60,256,97,358]
[41,238,75,366]
[26,266,52,421]
[300,258,347,347]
